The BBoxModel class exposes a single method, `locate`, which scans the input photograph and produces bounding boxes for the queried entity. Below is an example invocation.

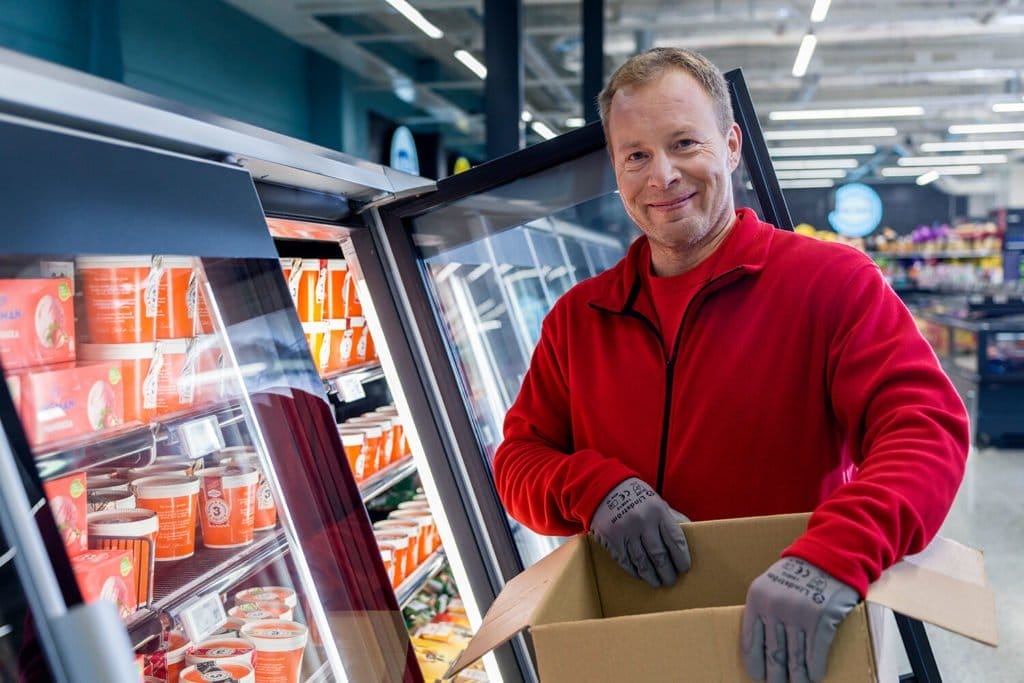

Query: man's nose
[648,152,679,189]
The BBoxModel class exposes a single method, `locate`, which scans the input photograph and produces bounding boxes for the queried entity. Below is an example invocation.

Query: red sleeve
[784,263,970,596]
[492,301,639,535]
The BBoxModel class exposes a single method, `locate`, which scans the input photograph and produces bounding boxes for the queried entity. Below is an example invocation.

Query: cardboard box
[71,549,137,619]
[447,513,997,682]
[0,278,76,370]
[18,361,124,447]
[42,471,88,558]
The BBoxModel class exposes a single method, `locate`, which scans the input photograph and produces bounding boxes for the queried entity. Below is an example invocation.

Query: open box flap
[445,536,583,678]
[866,536,998,646]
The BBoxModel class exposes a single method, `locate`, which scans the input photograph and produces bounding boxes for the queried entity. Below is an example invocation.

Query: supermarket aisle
[924,447,1024,680]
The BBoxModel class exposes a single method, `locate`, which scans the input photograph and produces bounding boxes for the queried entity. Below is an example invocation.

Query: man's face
[607,70,741,254]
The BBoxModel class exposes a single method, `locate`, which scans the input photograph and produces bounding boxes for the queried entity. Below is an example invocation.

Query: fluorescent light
[897,154,1008,166]
[435,262,460,282]
[454,49,487,79]
[948,122,1024,135]
[530,121,557,140]
[792,33,817,78]
[565,117,586,128]
[881,165,983,177]
[916,171,940,186]
[770,145,877,157]
[765,127,898,140]
[384,0,443,39]
[810,0,832,22]
[920,140,1024,152]
[775,169,849,179]
[769,106,924,121]
[779,178,835,189]
[521,110,533,122]
[993,102,1024,113]
[772,158,859,169]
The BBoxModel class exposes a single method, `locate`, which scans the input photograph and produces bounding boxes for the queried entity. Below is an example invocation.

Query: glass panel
[0,531,58,682]
[0,253,411,682]
[407,140,768,569]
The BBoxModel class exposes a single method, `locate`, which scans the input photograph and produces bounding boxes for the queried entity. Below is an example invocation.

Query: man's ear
[727,122,742,172]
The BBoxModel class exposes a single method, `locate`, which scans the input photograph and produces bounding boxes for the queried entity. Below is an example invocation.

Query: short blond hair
[598,48,734,137]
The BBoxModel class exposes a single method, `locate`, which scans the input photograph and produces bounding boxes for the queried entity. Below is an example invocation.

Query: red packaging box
[42,472,88,558]
[70,549,137,619]
[0,278,76,370]
[18,361,124,448]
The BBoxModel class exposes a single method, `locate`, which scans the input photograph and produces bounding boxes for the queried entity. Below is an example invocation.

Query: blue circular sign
[389,126,420,176]
[828,183,883,238]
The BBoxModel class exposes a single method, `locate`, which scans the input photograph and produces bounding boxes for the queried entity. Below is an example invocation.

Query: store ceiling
[227,0,1024,201]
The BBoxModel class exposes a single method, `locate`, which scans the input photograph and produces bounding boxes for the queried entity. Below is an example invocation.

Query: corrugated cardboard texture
[532,603,877,682]
[445,537,581,677]
[530,536,603,625]
[592,513,810,617]
[866,536,998,646]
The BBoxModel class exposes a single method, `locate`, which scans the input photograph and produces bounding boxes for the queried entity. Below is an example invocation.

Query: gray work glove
[741,556,860,683]
[588,477,691,588]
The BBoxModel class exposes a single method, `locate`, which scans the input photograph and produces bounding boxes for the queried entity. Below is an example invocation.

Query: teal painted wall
[0,0,374,158]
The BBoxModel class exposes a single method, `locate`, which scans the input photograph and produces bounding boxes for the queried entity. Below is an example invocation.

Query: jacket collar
[588,207,773,315]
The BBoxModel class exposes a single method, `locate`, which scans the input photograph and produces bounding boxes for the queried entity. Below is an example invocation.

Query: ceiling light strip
[454,49,487,79]
[920,140,1024,152]
[948,122,1024,135]
[775,169,849,179]
[792,34,817,78]
[810,0,832,22]
[530,121,557,140]
[897,154,1008,166]
[769,145,877,157]
[779,178,835,189]
[771,158,859,169]
[916,171,940,186]
[992,102,1024,113]
[880,165,983,177]
[384,0,443,39]
[765,127,897,140]
[769,106,924,121]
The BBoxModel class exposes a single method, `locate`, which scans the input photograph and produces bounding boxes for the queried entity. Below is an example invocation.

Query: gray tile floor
[917,447,1024,681]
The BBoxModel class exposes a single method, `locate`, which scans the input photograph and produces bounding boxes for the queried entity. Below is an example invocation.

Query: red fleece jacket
[492,208,969,596]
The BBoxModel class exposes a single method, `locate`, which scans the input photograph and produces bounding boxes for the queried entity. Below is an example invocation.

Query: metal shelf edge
[359,456,418,503]
[396,549,448,610]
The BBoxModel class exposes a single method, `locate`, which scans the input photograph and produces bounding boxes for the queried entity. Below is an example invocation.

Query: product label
[144,345,162,410]
[186,270,198,322]
[286,259,302,302]
[256,481,274,511]
[145,256,164,319]
[315,261,327,304]
[202,475,230,527]
[179,339,198,405]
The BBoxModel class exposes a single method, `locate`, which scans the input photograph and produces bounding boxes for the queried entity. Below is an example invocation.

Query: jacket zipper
[594,266,745,496]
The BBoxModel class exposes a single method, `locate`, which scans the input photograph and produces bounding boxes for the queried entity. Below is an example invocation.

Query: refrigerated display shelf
[126,527,287,648]
[397,549,447,610]
[34,402,245,481]
[359,455,417,503]
[866,250,1000,259]
[324,362,385,399]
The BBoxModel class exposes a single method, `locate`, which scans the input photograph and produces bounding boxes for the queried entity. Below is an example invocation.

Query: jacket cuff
[782,535,871,598]
[577,458,643,531]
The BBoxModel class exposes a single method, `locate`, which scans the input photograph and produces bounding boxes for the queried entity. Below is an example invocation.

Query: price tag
[336,375,366,403]
[176,415,225,457]
[179,592,226,644]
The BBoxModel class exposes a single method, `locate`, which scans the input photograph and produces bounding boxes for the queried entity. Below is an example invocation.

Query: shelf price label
[176,415,225,458]
[179,592,227,645]
[336,375,366,403]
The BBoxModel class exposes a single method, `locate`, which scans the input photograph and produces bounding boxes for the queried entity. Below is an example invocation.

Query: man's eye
[626,151,647,162]
[675,139,696,149]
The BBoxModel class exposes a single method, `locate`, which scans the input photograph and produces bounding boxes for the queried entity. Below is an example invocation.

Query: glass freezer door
[0,115,419,682]
[378,69,789,571]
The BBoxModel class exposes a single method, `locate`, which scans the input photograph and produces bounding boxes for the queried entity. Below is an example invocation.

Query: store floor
[918,447,1024,681]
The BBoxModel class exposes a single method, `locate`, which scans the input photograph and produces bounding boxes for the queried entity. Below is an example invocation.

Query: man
[492,47,969,683]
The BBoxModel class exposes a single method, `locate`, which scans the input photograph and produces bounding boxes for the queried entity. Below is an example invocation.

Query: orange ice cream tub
[78,342,156,424]
[70,549,137,619]
[301,322,329,372]
[281,258,301,307]
[133,474,199,561]
[234,585,297,609]
[389,509,437,559]
[373,530,412,586]
[375,519,426,566]
[209,616,247,639]
[343,418,386,472]
[227,599,293,622]
[156,257,199,340]
[19,361,124,448]
[293,258,326,323]
[149,338,199,417]
[326,259,350,318]
[337,428,368,481]
[198,466,259,549]
[185,637,255,668]
[87,489,136,512]
[345,267,363,317]
[78,256,159,343]
[180,661,254,683]
[164,630,191,683]
[0,278,75,370]
[239,620,308,683]
[87,508,158,606]
[348,317,367,366]
[214,448,276,532]
[364,326,377,362]
[323,319,350,373]
[43,471,88,558]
